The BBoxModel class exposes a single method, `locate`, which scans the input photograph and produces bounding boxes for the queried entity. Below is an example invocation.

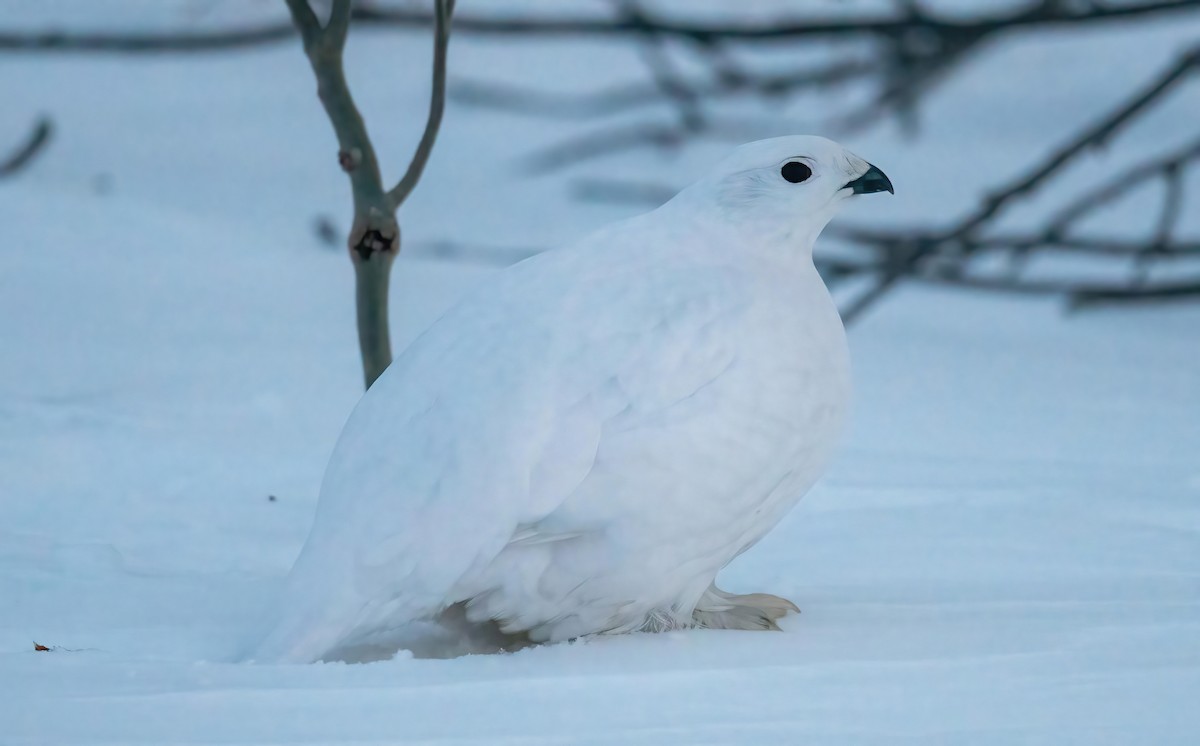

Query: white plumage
[254,136,893,662]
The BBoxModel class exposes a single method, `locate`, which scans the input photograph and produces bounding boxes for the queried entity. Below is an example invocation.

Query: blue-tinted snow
[1,2,1197,743]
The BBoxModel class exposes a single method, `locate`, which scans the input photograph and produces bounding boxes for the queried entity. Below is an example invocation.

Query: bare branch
[520,115,781,174]
[837,43,1200,323]
[284,0,388,224]
[523,122,689,174]
[571,177,678,206]
[1044,135,1200,236]
[951,44,1200,239]
[405,239,540,266]
[925,266,1200,307]
[283,0,321,49]
[0,24,297,54]
[831,31,982,135]
[447,2,1199,169]
[356,1,1200,42]
[452,58,877,120]
[0,116,53,178]
[616,1,706,133]
[1152,161,1185,248]
[827,226,1200,259]
[1070,278,1200,306]
[3,1,1195,55]
[387,0,455,207]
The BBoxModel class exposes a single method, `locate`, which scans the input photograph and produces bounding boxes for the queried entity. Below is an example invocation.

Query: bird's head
[674,135,892,251]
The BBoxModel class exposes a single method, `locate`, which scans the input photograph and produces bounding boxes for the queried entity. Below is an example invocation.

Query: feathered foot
[691,584,800,631]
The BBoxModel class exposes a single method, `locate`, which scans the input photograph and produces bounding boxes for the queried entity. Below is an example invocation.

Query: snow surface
[2,2,1198,744]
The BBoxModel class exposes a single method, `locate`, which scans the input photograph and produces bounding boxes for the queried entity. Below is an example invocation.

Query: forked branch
[837,43,1200,323]
[445,0,1199,166]
[283,0,456,389]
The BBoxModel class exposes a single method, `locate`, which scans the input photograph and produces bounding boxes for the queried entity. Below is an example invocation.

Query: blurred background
[1,2,1198,742]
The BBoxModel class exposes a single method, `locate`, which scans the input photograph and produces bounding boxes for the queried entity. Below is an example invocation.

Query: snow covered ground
[2,3,1198,743]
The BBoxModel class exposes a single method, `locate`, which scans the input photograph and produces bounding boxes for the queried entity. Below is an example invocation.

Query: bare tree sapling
[284,0,455,389]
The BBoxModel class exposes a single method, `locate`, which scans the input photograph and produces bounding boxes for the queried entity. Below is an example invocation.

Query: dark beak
[844,164,894,195]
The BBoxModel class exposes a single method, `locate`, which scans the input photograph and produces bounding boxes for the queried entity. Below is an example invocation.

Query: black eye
[781,161,812,184]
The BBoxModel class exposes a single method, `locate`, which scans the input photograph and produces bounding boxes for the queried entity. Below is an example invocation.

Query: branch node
[351,228,398,262]
[338,147,363,172]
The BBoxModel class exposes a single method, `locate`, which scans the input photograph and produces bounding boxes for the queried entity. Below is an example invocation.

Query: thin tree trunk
[284,0,454,389]
[354,251,395,389]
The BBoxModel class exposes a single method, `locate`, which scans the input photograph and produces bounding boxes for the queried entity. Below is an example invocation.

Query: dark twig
[928,266,1200,307]
[397,225,1200,315]
[833,28,983,135]
[522,123,688,174]
[388,0,456,206]
[450,1,1200,168]
[1044,135,1200,236]
[1069,278,1200,306]
[827,226,1200,259]
[451,58,878,120]
[0,116,52,177]
[521,116,781,174]
[616,2,706,134]
[921,265,1200,305]
[1149,160,1185,253]
[0,24,298,54]
[839,43,1200,324]
[951,45,1200,240]
[571,177,678,206]
[405,240,541,266]
[4,2,1195,53]
[355,1,1200,42]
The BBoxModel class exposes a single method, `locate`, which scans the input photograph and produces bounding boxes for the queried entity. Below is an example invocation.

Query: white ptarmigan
[254,136,893,662]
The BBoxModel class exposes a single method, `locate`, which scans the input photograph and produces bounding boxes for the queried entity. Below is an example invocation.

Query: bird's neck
[656,198,827,272]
